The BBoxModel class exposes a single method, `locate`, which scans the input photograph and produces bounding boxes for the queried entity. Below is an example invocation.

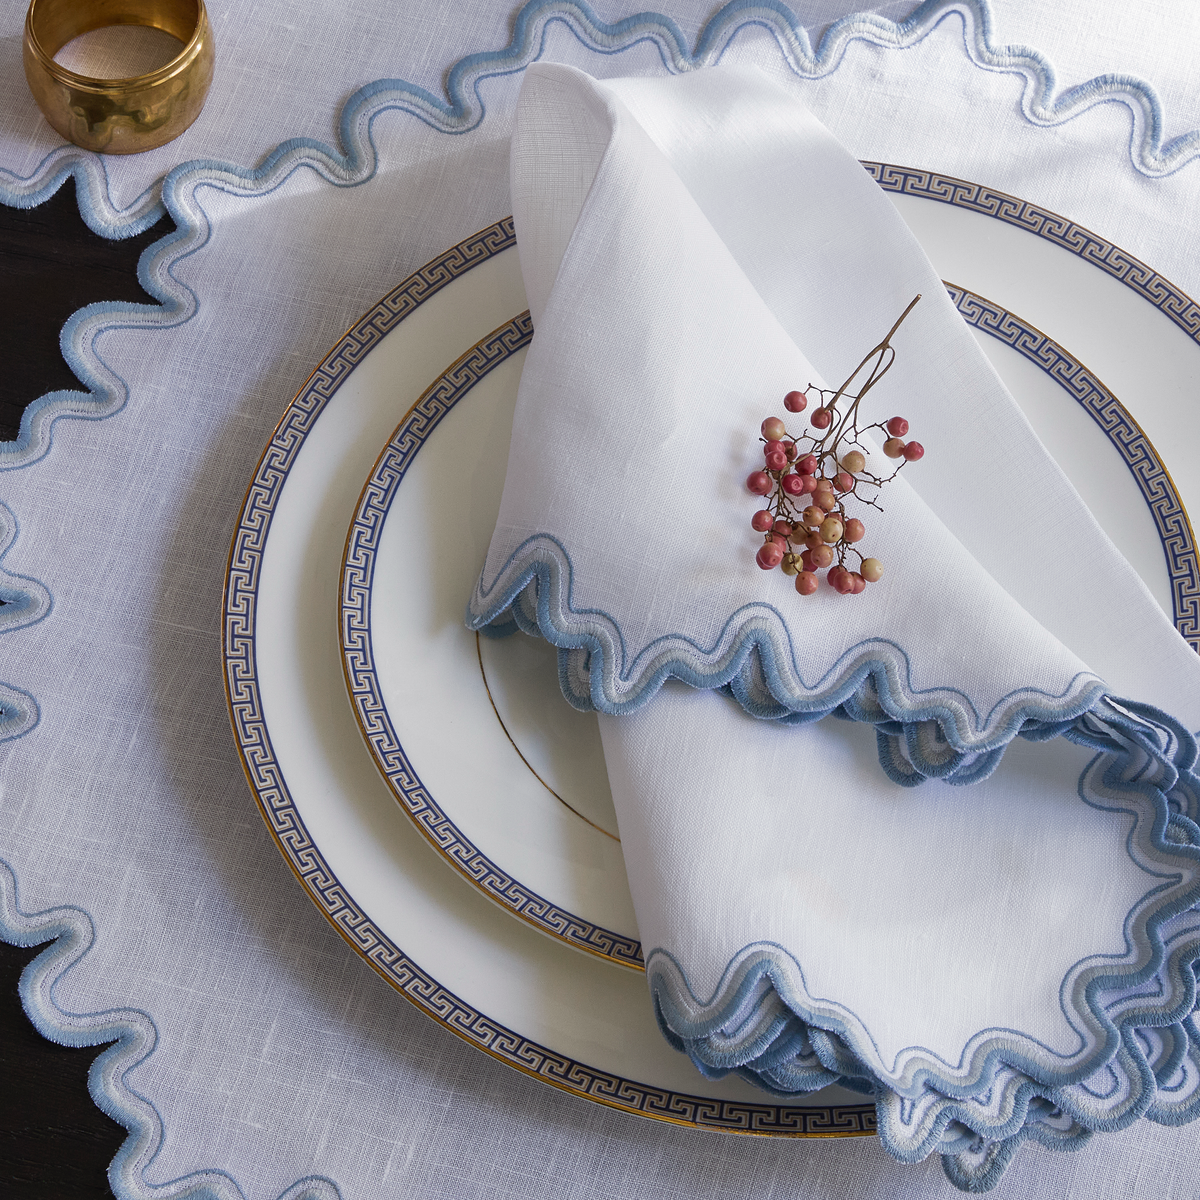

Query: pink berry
[886,416,909,438]
[799,454,818,475]
[811,544,833,569]
[820,517,844,544]
[765,448,788,471]
[861,557,883,583]
[827,565,847,592]
[783,440,798,461]
[800,550,816,572]
[883,438,906,459]
[763,439,782,455]
[747,471,772,495]
[850,572,866,595]
[773,520,793,537]
[801,506,825,528]
[781,473,804,496]
[756,542,784,570]
[784,390,808,413]
[810,407,832,430]
[835,471,854,492]
[843,518,865,543]
[804,530,823,551]
[796,571,818,596]
[815,490,837,513]
[903,441,924,462]
[761,417,787,441]
[751,510,773,532]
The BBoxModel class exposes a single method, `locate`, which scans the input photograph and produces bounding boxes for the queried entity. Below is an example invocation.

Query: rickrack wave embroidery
[0,503,48,740]
[648,724,1200,1187]
[0,858,343,1200]
[2,0,1199,465]
[468,530,1193,797]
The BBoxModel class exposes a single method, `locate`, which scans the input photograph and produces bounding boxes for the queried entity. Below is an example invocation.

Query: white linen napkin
[467,63,1200,1190]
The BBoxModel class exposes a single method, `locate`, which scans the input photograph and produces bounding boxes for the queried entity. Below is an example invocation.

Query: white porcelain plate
[335,185,1200,971]
[225,168,1200,1137]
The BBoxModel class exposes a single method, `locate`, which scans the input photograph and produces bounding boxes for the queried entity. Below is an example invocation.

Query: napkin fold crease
[466,62,1200,1190]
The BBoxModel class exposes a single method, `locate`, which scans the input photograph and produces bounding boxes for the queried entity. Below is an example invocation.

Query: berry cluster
[746,296,924,597]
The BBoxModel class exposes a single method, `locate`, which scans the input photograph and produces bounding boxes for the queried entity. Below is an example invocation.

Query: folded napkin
[467,63,1200,1190]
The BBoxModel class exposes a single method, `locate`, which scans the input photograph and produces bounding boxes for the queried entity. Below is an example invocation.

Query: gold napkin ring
[23,0,215,155]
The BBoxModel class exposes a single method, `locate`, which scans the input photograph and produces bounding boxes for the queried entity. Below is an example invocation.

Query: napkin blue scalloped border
[647,728,1200,1187]
[468,533,1118,787]
[468,535,1193,793]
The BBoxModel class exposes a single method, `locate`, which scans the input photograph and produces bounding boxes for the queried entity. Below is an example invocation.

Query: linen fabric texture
[6,0,1200,1197]
[468,63,1200,1190]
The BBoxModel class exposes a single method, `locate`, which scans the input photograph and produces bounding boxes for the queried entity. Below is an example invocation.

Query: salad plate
[336,194,1199,969]
[224,164,1200,1133]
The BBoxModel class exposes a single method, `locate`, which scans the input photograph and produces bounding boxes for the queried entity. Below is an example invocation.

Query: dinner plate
[336,198,1200,970]
[225,167,1200,1135]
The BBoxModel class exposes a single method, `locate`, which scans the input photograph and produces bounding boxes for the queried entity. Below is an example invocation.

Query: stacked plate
[222,169,1200,1147]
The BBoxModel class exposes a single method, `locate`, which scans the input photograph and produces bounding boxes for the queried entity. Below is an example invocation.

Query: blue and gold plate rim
[335,204,1200,976]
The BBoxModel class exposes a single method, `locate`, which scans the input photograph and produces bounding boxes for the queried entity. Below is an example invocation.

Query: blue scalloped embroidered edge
[2,0,1199,467]
[0,502,47,740]
[645,726,1200,1189]
[466,533,1197,788]
[0,501,52,634]
[0,858,342,1200]
[940,1115,1091,1194]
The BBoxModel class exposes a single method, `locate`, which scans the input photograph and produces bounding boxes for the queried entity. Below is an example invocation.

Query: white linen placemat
[3,1,1200,1196]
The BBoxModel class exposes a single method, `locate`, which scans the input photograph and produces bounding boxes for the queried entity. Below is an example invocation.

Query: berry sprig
[745,295,924,597]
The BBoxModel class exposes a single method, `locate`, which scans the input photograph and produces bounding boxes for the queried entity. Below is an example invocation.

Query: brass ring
[23,0,215,154]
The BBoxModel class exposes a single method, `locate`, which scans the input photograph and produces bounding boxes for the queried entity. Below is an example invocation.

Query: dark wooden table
[0,180,173,1198]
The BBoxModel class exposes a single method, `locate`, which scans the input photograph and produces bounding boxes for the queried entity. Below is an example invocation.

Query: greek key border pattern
[866,163,1200,651]
[340,310,645,969]
[339,283,1199,970]
[945,284,1200,651]
[222,217,875,1138]
[865,163,1200,347]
